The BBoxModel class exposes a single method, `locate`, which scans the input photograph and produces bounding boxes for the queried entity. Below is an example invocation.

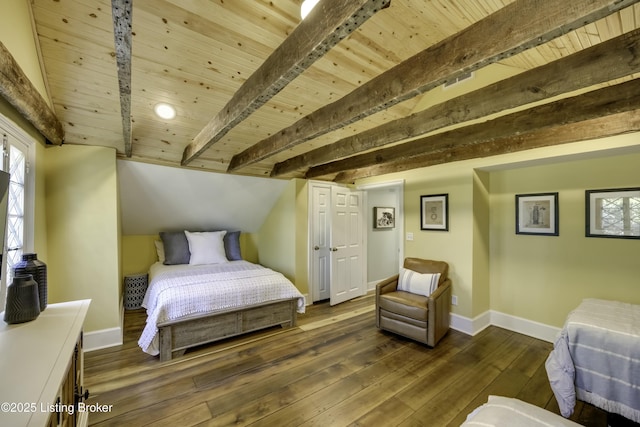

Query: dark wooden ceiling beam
[306,78,640,179]
[112,0,133,157]
[272,28,640,177]
[181,0,391,166]
[334,109,640,183]
[228,0,640,172]
[0,41,64,145]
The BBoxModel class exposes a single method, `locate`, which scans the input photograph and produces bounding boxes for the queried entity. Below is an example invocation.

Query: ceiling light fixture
[154,103,176,120]
[300,0,320,19]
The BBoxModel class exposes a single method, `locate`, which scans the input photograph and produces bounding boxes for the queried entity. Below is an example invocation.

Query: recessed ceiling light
[301,0,320,19]
[154,103,176,120]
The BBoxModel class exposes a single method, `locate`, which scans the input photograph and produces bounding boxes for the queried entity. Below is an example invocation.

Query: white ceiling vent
[443,71,474,89]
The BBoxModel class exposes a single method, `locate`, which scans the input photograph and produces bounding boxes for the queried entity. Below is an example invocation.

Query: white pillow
[397,267,441,297]
[154,240,165,263]
[184,230,228,265]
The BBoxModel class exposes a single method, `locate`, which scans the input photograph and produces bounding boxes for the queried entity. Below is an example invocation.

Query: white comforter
[545,298,640,423]
[138,261,305,356]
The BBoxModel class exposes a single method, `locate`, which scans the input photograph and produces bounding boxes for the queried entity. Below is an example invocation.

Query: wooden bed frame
[156,297,299,361]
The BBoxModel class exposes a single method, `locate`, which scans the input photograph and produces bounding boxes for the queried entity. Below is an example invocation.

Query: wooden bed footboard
[157,298,299,361]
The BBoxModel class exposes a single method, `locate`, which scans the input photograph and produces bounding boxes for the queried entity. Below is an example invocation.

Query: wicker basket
[124,273,148,310]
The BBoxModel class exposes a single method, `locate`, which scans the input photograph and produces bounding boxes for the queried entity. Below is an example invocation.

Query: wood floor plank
[194,314,378,390]
[303,369,419,426]
[207,329,394,423]
[401,331,539,425]
[83,293,623,427]
[449,336,547,426]
[393,328,511,412]
[350,396,414,427]
[245,339,413,425]
[149,402,212,427]
[517,360,556,407]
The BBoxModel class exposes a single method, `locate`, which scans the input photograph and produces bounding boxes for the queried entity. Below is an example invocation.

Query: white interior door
[311,185,331,301]
[329,186,365,305]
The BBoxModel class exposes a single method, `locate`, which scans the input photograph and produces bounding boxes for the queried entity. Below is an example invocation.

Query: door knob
[331,247,338,252]
[314,246,320,250]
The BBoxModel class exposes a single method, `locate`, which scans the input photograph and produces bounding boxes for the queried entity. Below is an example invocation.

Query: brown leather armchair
[376,258,452,347]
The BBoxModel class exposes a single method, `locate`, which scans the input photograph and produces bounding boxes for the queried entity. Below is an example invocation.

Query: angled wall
[117,160,289,235]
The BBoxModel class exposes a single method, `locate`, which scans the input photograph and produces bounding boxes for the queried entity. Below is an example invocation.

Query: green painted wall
[389,162,477,318]
[44,145,121,333]
[472,170,491,317]
[0,0,50,107]
[490,152,640,327]
[257,178,308,295]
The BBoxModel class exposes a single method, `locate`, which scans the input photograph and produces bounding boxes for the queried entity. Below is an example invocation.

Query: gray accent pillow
[159,231,190,265]
[224,231,242,261]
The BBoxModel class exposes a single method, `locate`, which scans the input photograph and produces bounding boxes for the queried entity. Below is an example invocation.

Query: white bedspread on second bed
[545,298,640,422]
[138,261,305,356]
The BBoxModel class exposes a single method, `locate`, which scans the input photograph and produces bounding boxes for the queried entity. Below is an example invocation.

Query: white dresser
[0,299,90,427]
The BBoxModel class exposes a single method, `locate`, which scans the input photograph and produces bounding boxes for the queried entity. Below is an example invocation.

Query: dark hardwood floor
[84,294,630,426]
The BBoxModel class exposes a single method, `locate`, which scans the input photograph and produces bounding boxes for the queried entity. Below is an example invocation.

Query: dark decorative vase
[4,274,41,324]
[13,253,47,311]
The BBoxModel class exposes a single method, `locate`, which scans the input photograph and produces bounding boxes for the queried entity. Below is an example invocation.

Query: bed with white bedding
[545,298,640,423]
[138,260,305,361]
[462,396,581,426]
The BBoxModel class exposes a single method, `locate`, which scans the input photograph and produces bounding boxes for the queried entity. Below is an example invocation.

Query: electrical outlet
[406,232,414,241]
[451,295,458,306]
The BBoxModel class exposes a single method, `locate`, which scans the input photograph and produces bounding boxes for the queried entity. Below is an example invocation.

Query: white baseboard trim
[83,303,560,351]
[489,310,560,343]
[450,311,491,337]
[84,326,123,352]
[450,310,560,343]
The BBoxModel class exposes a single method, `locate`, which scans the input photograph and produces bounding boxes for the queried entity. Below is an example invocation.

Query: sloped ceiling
[117,160,288,235]
[23,0,640,183]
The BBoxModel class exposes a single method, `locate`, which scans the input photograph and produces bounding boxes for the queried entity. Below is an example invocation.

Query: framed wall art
[586,187,640,239]
[374,207,395,229]
[516,192,559,236]
[420,194,448,231]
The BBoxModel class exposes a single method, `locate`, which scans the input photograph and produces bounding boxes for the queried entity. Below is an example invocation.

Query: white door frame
[0,114,36,308]
[356,179,405,272]
[308,180,367,304]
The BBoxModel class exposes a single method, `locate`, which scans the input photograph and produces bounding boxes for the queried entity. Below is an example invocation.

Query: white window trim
[0,113,36,307]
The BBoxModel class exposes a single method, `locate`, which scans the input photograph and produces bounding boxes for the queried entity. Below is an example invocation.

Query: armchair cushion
[397,267,440,297]
[403,258,449,283]
[378,291,428,322]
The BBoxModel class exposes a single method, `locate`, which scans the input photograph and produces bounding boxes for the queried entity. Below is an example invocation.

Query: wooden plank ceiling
[29,0,640,182]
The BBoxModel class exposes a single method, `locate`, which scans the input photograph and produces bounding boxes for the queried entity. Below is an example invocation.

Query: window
[0,115,35,307]
[5,143,27,284]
